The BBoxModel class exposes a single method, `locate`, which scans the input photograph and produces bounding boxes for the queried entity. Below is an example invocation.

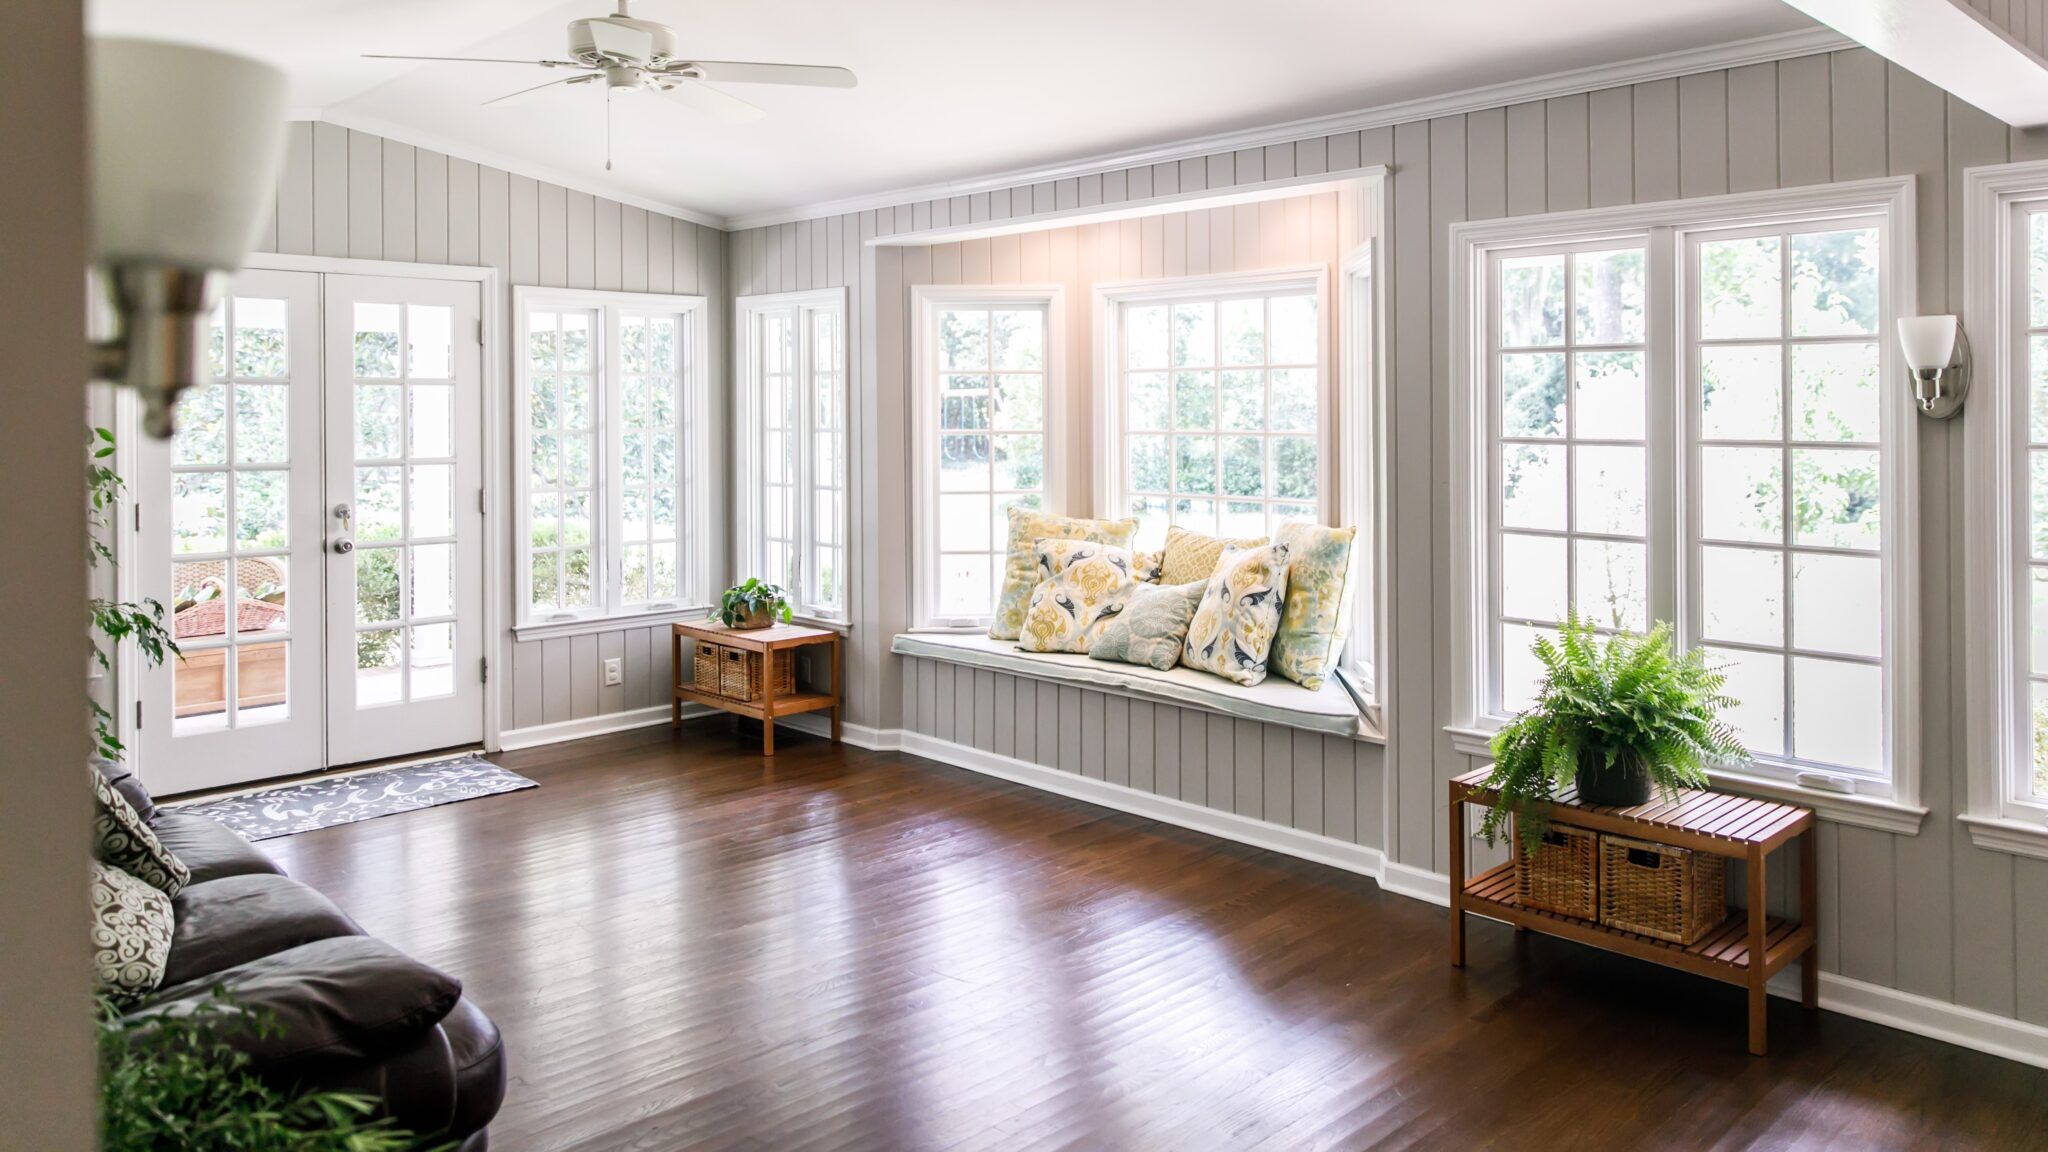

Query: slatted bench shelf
[1449,767,1818,1055]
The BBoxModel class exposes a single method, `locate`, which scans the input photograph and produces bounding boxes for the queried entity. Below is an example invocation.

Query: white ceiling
[88,0,1817,224]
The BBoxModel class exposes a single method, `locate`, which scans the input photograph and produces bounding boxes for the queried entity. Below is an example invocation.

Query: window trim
[1964,158,2048,858]
[909,283,1068,631]
[1447,176,1923,823]
[735,286,851,625]
[511,285,710,637]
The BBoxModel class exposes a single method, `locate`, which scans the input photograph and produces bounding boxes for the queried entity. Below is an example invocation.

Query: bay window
[514,287,708,634]
[1451,179,1920,819]
[737,288,849,622]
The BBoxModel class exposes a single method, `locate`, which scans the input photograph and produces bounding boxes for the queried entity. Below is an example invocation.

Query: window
[1103,273,1327,551]
[514,287,707,633]
[738,289,848,622]
[1964,160,2048,852]
[910,286,1062,629]
[1452,179,1919,812]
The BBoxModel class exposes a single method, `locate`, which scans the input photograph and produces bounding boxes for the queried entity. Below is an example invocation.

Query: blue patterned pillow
[1088,581,1206,670]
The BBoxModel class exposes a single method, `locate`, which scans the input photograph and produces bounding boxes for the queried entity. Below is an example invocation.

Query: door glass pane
[357,629,403,706]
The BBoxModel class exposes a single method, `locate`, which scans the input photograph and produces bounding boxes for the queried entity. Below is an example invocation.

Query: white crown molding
[724,26,1853,232]
[292,107,729,230]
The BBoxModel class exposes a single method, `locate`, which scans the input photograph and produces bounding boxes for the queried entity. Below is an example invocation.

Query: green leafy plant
[99,991,443,1152]
[89,427,180,760]
[718,578,793,628]
[1480,612,1747,851]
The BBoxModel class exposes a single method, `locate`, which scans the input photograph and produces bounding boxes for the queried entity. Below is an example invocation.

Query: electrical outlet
[602,657,623,687]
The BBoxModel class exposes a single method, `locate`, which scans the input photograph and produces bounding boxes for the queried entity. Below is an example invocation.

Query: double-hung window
[737,289,849,622]
[910,286,1062,629]
[1101,272,1329,552]
[1964,160,2048,854]
[514,287,707,633]
[1453,179,1920,817]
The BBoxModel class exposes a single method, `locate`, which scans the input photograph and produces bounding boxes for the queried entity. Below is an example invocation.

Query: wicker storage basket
[692,643,724,695]
[1514,822,1599,921]
[1598,833,1726,944]
[718,646,797,703]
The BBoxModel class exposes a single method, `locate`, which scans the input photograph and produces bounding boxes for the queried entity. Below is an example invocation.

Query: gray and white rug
[172,754,537,841]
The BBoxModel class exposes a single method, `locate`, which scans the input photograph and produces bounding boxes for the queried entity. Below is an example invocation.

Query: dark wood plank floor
[266,721,2048,1151]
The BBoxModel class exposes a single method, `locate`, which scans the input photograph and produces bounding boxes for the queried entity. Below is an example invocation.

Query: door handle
[334,539,354,554]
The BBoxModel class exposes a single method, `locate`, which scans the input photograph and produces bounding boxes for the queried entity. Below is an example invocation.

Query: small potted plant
[1479,612,1747,850]
[719,578,794,630]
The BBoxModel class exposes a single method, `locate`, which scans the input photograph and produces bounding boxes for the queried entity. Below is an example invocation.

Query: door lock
[334,539,354,554]
[333,502,352,524]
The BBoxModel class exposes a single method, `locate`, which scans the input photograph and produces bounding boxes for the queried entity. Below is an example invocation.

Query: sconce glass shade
[1897,315,1960,372]
[89,38,289,270]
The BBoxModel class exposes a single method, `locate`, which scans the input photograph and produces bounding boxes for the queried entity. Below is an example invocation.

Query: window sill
[1959,812,2048,861]
[789,614,851,634]
[893,632,1381,741]
[1443,724,1927,836]
[514,605,711,642]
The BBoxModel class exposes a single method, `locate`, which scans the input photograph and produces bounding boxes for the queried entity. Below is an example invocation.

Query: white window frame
[1339,240,1385,725]
[735,287,850,625]
[512,286,709,638]
[1964,158,2048,859]
[909,284,1067,631]
[1447,177,1926,834]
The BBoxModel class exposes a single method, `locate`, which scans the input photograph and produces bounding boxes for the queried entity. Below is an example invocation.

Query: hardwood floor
[266,721,2048,1151]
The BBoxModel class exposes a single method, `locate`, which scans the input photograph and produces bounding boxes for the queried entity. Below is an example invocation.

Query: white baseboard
[1379,860,1451,907]
[777,711,901,751]
[1761,968,2048,1070]
[497,703,709,750]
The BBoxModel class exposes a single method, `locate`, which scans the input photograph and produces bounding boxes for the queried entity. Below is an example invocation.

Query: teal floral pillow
[1088,581,1205,670]
[1182,543,1292,686]
[1268,523,1357,690]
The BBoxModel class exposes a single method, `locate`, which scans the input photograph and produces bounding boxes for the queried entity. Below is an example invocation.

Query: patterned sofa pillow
[1269,522,1359,690]
[1088,581,1206,671]
[1017,542,1139,655]
[91,768,189,897]
[1157,525,1267,586]
[1182,542,1292,686]
[989,508,1139,640]
[92,861,172,1005]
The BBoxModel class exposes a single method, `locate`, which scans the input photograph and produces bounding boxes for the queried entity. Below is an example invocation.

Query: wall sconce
[1896,315,1970,420]
[89,38,289,437]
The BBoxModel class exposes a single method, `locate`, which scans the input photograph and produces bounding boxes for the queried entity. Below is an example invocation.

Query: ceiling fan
[363,0,855,168]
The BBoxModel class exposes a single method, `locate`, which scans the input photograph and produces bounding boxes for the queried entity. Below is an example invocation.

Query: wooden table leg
[1800,826,1819,1010]
[830,637,843,744]
[1448,783,1466,968]
[760,650,776,757]
[671,632,683,727]
[1747,846,1769,1055]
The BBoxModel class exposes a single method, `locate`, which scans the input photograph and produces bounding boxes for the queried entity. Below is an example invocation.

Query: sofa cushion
[1183,541,1292,686]
[163,874,361,988]
[94,757,158,824]
[989,507,1138,640]
[139,935,463,1071]
[441,996,508,1140]
[151,810,283,886]
[1088,580,1205,671]
[92,768,190,897]
[92,862,173,1005]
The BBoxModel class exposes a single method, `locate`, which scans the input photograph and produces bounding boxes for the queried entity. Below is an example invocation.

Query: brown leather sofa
[98,761,506,1151]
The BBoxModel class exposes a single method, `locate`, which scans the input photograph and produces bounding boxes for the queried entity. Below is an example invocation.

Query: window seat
[891,632,1374,740]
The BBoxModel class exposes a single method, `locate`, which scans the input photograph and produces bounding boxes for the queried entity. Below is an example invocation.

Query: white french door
[137,269,484,794]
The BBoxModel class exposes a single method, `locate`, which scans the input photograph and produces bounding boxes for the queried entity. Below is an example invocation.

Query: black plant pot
[1575,749,1653,807]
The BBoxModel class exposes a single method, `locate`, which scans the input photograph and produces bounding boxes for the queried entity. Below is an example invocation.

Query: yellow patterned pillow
[989,508,1138,640]
[1269,522,1359,690]
[1017,542,1139,654]
[1158,525,1267,586]
[1132,549,1164,583]
[1182,542,1292,686]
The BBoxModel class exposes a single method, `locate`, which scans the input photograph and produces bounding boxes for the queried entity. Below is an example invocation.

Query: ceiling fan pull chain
[605,86,614,171]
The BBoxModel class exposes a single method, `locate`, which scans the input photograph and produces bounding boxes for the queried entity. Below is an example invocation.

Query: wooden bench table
[672,620,842,756]
[1449,766,1817,1055]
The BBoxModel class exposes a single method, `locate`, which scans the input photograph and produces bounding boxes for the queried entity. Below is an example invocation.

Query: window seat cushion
[891,632,1368,738]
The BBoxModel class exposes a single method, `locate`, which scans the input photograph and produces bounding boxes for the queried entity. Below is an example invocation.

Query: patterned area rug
[172,755,537,841]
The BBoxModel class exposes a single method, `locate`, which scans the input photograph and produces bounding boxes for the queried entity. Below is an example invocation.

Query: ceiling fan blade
[680,61,857,88]
[483,74,596,107]
[586,21,655,62]
[660,79,767,124]
[364,54,583,67]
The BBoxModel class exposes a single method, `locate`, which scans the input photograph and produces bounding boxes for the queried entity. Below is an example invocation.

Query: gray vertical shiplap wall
[254,122,729,734]
[1963,0,2048,59]
[729,47,2048,1034]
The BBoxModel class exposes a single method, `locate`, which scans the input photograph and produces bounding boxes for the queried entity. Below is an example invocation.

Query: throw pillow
[1017,542,1140,655]
[1268,522,1360,690]
[1157,524,1267,586]
[1182,542,1292,686]
[1088,581,1206,671]
[92,861,173,1005]
[989,508,1138,640]
[92,768,189,897]
[1132,549,1164,583]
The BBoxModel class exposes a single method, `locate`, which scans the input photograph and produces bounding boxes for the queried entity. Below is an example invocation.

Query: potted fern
[719,578,793,630]
[1479,613,1747,850]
